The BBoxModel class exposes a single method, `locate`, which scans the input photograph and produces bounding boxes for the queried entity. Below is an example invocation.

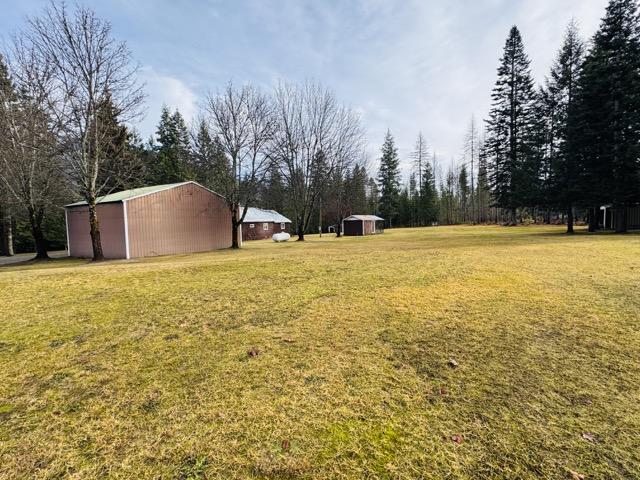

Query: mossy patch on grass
[0,404,14,416]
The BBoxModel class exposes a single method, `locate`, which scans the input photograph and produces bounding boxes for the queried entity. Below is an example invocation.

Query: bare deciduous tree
[26,2,144,261]
[411,132,429,194]
[463,115,480,223]
[204,83,274,248]
[0,40,65,259]
[271,82,364,241]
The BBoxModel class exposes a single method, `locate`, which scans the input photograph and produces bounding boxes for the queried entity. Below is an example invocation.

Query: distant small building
[242,207,292,241]
[65,182,233,259]
[342,215,385,236]
[600,204,640,230]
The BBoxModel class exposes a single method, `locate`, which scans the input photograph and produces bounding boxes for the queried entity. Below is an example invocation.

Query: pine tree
[92,93,144,192]
[575,0,640,232]
[486,26,538,224]
[419,158,439,225]
[410,133,429,225]
[259,165,287,213]
[345,164,369,215]
[367,177,379,214]
[458,165,470,222]
[377,130,401,227]
[542,21,586,233]
[440,165,458,225]
[477,139,491,223]
[191,119,231,194]
[397,186,412,227]
[150,106,193,184]
[407,173,419,226]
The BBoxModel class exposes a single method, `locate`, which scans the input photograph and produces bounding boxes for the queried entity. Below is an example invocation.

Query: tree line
[0,2,371,260]
[2,0,638,261]
[373,0,640,233]
[484,0,640,233]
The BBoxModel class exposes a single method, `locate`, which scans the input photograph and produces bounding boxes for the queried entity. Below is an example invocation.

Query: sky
[1,0,610,178]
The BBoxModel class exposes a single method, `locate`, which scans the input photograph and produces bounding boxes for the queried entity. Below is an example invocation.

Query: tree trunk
[336,216,342,238]
[566,204,574,234]
[88,202,105,261]
[615,205,627,234]
[588,207,598,232]
[29,207,49,260]
[297,222,305,241]
[2,213,14,257]
[231,221,240,249]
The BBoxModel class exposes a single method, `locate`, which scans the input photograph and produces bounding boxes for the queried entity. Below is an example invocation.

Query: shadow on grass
[0,256,89,272]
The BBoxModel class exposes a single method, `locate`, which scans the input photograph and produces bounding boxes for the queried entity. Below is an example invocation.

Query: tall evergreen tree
[150,106,193,184]
[440,165,458,225]
[91,93,145,193]
[543,21,586,233]
[377,130,401,226]
[477,139,491,223]
[486,26,538,223]
[419,158,439,225]
[575,0,640,232]
[367,177,379,215]
[458,164,470,222]
[191,119,231,194]
[346,164,369,215]
[257,163,286,214]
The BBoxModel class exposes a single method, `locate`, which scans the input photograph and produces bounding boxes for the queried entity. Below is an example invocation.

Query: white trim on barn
[64,209,71,257]
[64,181,227,208]
[123,200,131,259]
[123,181,227,203]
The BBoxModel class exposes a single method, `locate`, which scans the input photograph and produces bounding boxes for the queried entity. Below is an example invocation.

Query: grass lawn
[1,225,639,479]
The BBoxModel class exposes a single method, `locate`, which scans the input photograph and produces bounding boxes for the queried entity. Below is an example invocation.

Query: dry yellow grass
[0,225,639,479]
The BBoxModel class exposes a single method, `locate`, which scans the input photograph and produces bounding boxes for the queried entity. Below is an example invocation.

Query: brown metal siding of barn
[126,182,231,258]
[66,203,126,259]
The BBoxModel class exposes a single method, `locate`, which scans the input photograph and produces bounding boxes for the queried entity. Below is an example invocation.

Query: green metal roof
[65,182,190,207]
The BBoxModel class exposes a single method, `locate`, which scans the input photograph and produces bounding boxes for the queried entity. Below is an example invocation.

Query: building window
[263,223,269,230]
[250,224,255,228]
[281,222,285,229]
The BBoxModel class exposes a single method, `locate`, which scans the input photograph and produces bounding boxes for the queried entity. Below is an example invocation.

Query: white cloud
[53,0,609,172]
[137,66,199,140]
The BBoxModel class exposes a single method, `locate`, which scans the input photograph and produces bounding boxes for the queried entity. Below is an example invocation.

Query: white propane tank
[272,232,291,242]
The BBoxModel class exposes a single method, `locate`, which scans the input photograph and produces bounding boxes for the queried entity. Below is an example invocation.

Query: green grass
[1,225,639,479]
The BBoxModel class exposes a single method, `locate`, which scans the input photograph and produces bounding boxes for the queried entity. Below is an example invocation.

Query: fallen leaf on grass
[568,470,585,480]
[448,358,459,368]
[281,439,291,451]
[581,432,597,443]
[451,435,463,444]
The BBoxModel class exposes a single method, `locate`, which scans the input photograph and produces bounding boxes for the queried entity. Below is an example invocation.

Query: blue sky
[1,0,609,178]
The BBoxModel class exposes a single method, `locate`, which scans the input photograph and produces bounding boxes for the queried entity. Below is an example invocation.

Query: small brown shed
[65,182,233,259]
[241,207,292,241]
[342,215,385,236]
